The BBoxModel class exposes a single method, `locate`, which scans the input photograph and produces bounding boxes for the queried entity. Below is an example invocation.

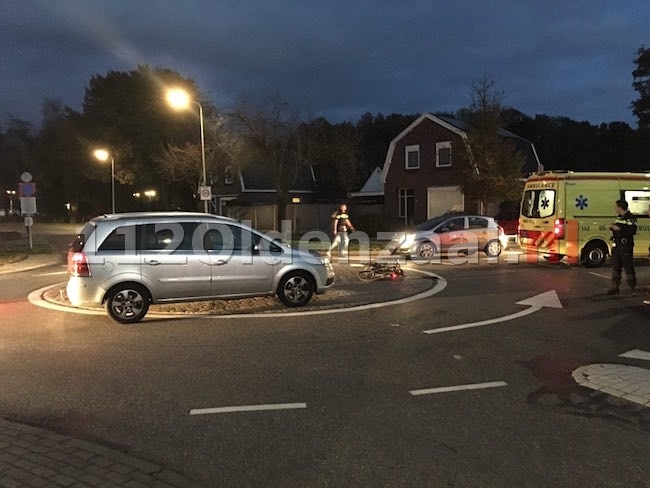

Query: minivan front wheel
[105,284,151,324]
[277,271,314,307]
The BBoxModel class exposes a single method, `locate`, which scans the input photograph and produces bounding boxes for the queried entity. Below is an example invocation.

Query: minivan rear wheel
[277,271,314,307]
[105,283,151,324]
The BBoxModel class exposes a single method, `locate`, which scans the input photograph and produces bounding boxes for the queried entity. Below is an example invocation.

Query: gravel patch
[45,265,435,315]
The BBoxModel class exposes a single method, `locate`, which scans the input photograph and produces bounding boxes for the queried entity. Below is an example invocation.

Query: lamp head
[93,149,110,162]
[166,88,191,110]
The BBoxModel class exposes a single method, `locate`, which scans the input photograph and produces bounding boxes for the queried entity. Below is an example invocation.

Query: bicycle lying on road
[358,261,405,281]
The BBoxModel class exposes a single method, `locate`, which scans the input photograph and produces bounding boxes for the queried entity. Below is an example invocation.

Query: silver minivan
[66,212,335,323]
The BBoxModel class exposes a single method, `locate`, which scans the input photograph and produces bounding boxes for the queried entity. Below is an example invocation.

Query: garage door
[427,186,464,218]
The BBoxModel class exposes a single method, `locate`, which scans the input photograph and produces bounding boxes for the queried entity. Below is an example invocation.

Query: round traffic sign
[21,172,32,183]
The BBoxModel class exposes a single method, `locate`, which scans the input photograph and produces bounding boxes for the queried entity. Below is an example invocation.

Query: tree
[300,118,362,199]
[34,99,95,220]
[232,96,303,228]
[80,65,215,209]
[461,75,527,211]
[155,115,236,210]
[0,116,36,199]
[632,46,650,129]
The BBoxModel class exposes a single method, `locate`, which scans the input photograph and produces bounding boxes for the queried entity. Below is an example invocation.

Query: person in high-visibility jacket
[606,199,637,295]
[327,203,355,258]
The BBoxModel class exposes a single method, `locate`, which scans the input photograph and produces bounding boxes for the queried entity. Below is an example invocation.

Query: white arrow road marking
[619,349,650,361]
[190,403,307,415]
[423,290,562,334]
[410,381,507,396]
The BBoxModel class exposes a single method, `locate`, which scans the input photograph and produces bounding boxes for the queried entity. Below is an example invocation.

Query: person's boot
[605,282,620,295]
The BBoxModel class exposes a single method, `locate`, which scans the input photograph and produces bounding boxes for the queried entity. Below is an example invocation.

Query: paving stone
[0,477,21,488]
[51,473,76,487]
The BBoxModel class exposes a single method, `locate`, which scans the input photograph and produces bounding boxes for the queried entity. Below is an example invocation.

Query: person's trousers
[611,247,636,290]
[330,232,350,256]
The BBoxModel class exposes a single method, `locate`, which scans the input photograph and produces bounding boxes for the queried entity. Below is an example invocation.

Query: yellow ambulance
[519,171,650,267]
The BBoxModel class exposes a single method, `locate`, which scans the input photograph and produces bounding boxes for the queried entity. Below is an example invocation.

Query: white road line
[589,272,609,279]
[423,290,561,334]
[189,403,307,415]
[410,381,507,396]
[29,268,447,319]
[32,271,67,277]
[619,349,650,361]
[27,284,106,316]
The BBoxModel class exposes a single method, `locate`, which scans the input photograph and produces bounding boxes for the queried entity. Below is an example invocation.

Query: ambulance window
[521,189,555,218]
[623,190,650,216]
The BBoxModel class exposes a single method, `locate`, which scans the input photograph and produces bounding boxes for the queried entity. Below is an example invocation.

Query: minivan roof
[89,212,237,223]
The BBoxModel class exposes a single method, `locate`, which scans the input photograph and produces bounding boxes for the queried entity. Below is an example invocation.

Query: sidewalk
[572,363,650,408]
[0,253,62,276]
[0,417,204,487]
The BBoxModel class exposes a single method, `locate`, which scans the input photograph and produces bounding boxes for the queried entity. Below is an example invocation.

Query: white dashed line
[410,381,507,396]
[190,403,307,415]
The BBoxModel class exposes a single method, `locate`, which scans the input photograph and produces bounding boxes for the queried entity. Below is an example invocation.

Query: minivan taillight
[553,218,565,239]
[71,252,91,277]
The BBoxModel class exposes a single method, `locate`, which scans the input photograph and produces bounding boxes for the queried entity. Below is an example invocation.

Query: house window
[436,141,452,167]
[398,188,415,218]
[224,165,233,185]
[405,145,420,170]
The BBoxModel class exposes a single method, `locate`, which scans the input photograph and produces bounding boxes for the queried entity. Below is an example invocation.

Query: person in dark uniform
[606,199,637,295]
[327,203,355,258]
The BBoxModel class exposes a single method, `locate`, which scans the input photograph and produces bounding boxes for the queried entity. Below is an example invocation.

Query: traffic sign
[20,196,37,215]
[199,185,212,201]
[19,182,36,197]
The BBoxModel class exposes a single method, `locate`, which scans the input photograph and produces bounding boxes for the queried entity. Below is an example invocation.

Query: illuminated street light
[166,87,208,213]
[5,190,16,214]
[93,148,116,214]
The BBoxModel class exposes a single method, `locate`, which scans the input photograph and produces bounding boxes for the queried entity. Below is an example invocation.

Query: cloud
[1,0,647,129]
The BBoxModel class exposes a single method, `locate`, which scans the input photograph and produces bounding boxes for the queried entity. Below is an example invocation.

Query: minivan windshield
[521,189,556,219]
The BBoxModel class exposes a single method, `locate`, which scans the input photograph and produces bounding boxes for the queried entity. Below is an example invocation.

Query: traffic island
[42,264,438,316]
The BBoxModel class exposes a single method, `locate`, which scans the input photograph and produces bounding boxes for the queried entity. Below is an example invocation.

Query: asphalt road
[1,242,649,487]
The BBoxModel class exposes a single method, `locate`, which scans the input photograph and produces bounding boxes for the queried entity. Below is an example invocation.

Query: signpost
[19,172,35,250]
[199,185,212,213]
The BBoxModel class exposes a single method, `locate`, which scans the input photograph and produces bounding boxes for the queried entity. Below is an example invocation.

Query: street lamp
[5,190,16,214]
[93,148,116,214]
[166,87,208,213]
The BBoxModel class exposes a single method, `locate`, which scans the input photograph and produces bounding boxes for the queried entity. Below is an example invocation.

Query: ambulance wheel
[581,242,607,268]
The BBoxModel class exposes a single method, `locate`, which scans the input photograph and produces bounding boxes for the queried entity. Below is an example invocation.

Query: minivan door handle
[213,260,228,266]
[146,259,160,266]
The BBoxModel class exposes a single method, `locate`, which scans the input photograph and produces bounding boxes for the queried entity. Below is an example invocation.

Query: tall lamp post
[93,148,116,214]
[166,87,208,213]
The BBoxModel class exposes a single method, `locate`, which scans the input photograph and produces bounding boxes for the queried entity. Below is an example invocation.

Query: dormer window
[436,141,452,167]
[224,165,233,185]
[405,145,420,170]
